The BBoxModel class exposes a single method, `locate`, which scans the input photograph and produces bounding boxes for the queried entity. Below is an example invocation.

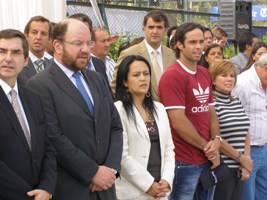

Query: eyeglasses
[62,40,95,48]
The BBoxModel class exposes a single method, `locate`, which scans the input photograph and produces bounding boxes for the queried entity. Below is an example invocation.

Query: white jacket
[115,101,175,200]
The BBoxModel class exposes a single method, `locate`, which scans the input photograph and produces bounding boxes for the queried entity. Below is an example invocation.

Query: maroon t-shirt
[158,60,214,165]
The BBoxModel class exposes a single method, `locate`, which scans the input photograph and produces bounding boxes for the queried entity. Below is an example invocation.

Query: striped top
[213,90,250,168]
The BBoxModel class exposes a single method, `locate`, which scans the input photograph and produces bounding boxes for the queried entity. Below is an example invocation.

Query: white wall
[0,0,66,31]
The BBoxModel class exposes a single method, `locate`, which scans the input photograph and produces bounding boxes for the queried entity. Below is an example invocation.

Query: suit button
[96,140,100,144]
[95,119,97,123]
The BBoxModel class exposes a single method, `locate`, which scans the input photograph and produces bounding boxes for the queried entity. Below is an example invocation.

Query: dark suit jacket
[18,57,51,85]
[26,61,123,200]
[0,85,56,200]
[110,40,176,101]
[91,56,109,84]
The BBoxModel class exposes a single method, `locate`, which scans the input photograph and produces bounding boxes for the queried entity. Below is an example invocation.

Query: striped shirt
[232,66,267,146]
[213,90,250,168]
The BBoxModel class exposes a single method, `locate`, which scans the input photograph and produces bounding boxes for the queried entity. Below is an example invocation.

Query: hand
[27,189,51,200]
[240,167,250,181]
[146,182,161,198]
[156,180,170,198]
[204,140,220,169]
[91,166,116,191]
[204,139,220,157]
[239,155,253,172]
[89,183,104,192]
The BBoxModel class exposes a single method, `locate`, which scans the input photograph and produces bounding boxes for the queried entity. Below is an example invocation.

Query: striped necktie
[35,59,44,73]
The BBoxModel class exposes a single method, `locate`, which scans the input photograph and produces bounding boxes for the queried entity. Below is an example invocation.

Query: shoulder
[154,101,166,112]
[162,45,175,55]
[122,41,145,54]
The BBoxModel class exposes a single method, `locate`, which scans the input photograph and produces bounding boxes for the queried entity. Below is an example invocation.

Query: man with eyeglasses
[26,18,123,200]
[110,10,176,101]
[18,16,52,85]
[68,13,109,84]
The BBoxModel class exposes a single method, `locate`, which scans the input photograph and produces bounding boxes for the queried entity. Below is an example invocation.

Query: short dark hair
[238,32,257,52]
[115,55,157,121]
[0,29,29,58]
[24,15,51,36]
[174,22,204,58]
[199,43,223,69]
[167,25,178,48]
[68,13,93,34]
[211,27,228,40]
[143,10,169,28]
[204,27,213,37]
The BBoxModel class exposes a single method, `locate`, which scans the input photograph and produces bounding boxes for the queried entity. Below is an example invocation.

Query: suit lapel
[133,105,150,140]
[0,86,31,152]
[18,86,35,152]
[44,57,52,69]
[138,41,159,99]
[50,63,92,117]
[25,59,37,78]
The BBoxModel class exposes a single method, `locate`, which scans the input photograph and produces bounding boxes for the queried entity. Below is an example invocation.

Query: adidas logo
[192,83,209,104]
[191,83,209,113]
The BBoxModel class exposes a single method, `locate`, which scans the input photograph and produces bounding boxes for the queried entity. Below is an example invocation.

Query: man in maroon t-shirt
[158,22,221,200]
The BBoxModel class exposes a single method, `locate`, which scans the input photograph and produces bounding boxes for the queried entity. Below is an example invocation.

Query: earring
[146,92,151,98]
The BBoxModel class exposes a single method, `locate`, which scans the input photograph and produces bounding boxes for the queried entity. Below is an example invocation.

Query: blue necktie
[72,72,94,116]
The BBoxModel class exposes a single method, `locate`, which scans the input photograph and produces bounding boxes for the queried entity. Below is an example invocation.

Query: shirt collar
[29,51,45,63]
[54,58,79,79]
[144,39,162,55]
[177,59,197,75]
[0,79,18,96]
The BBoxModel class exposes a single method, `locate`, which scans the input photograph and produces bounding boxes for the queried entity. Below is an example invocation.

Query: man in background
[232,53,267,200]
[230,32,258,74]
[18,16,52,85]
[111,10,176,101]
[91,27,117,83]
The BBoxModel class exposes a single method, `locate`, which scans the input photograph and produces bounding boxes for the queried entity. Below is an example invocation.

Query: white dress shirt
[145,39,163,71]
[232,65,267,146]
[0,79,31,134]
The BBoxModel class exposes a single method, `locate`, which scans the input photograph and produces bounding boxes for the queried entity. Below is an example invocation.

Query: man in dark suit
[18,16,52,85]
[26,19,123,200]
[0,29,56,200]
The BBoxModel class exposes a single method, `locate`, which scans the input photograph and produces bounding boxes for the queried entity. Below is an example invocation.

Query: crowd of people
[0,9,267,200]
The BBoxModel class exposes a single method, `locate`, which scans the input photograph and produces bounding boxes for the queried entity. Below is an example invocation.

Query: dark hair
[167,25,178,48]
[211,27,228,40]
[24,15,51,36]
[199,43,223,69]
[204,27,212,36]
[115,55,157,122]
[51,20,69,42]
[242,41,267,72]
[143,10,169,28]
[0,29,29,58]
[118,41,130,57]
[68,13,93,34]
[174,22,204,58]
[238,32,257,52]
